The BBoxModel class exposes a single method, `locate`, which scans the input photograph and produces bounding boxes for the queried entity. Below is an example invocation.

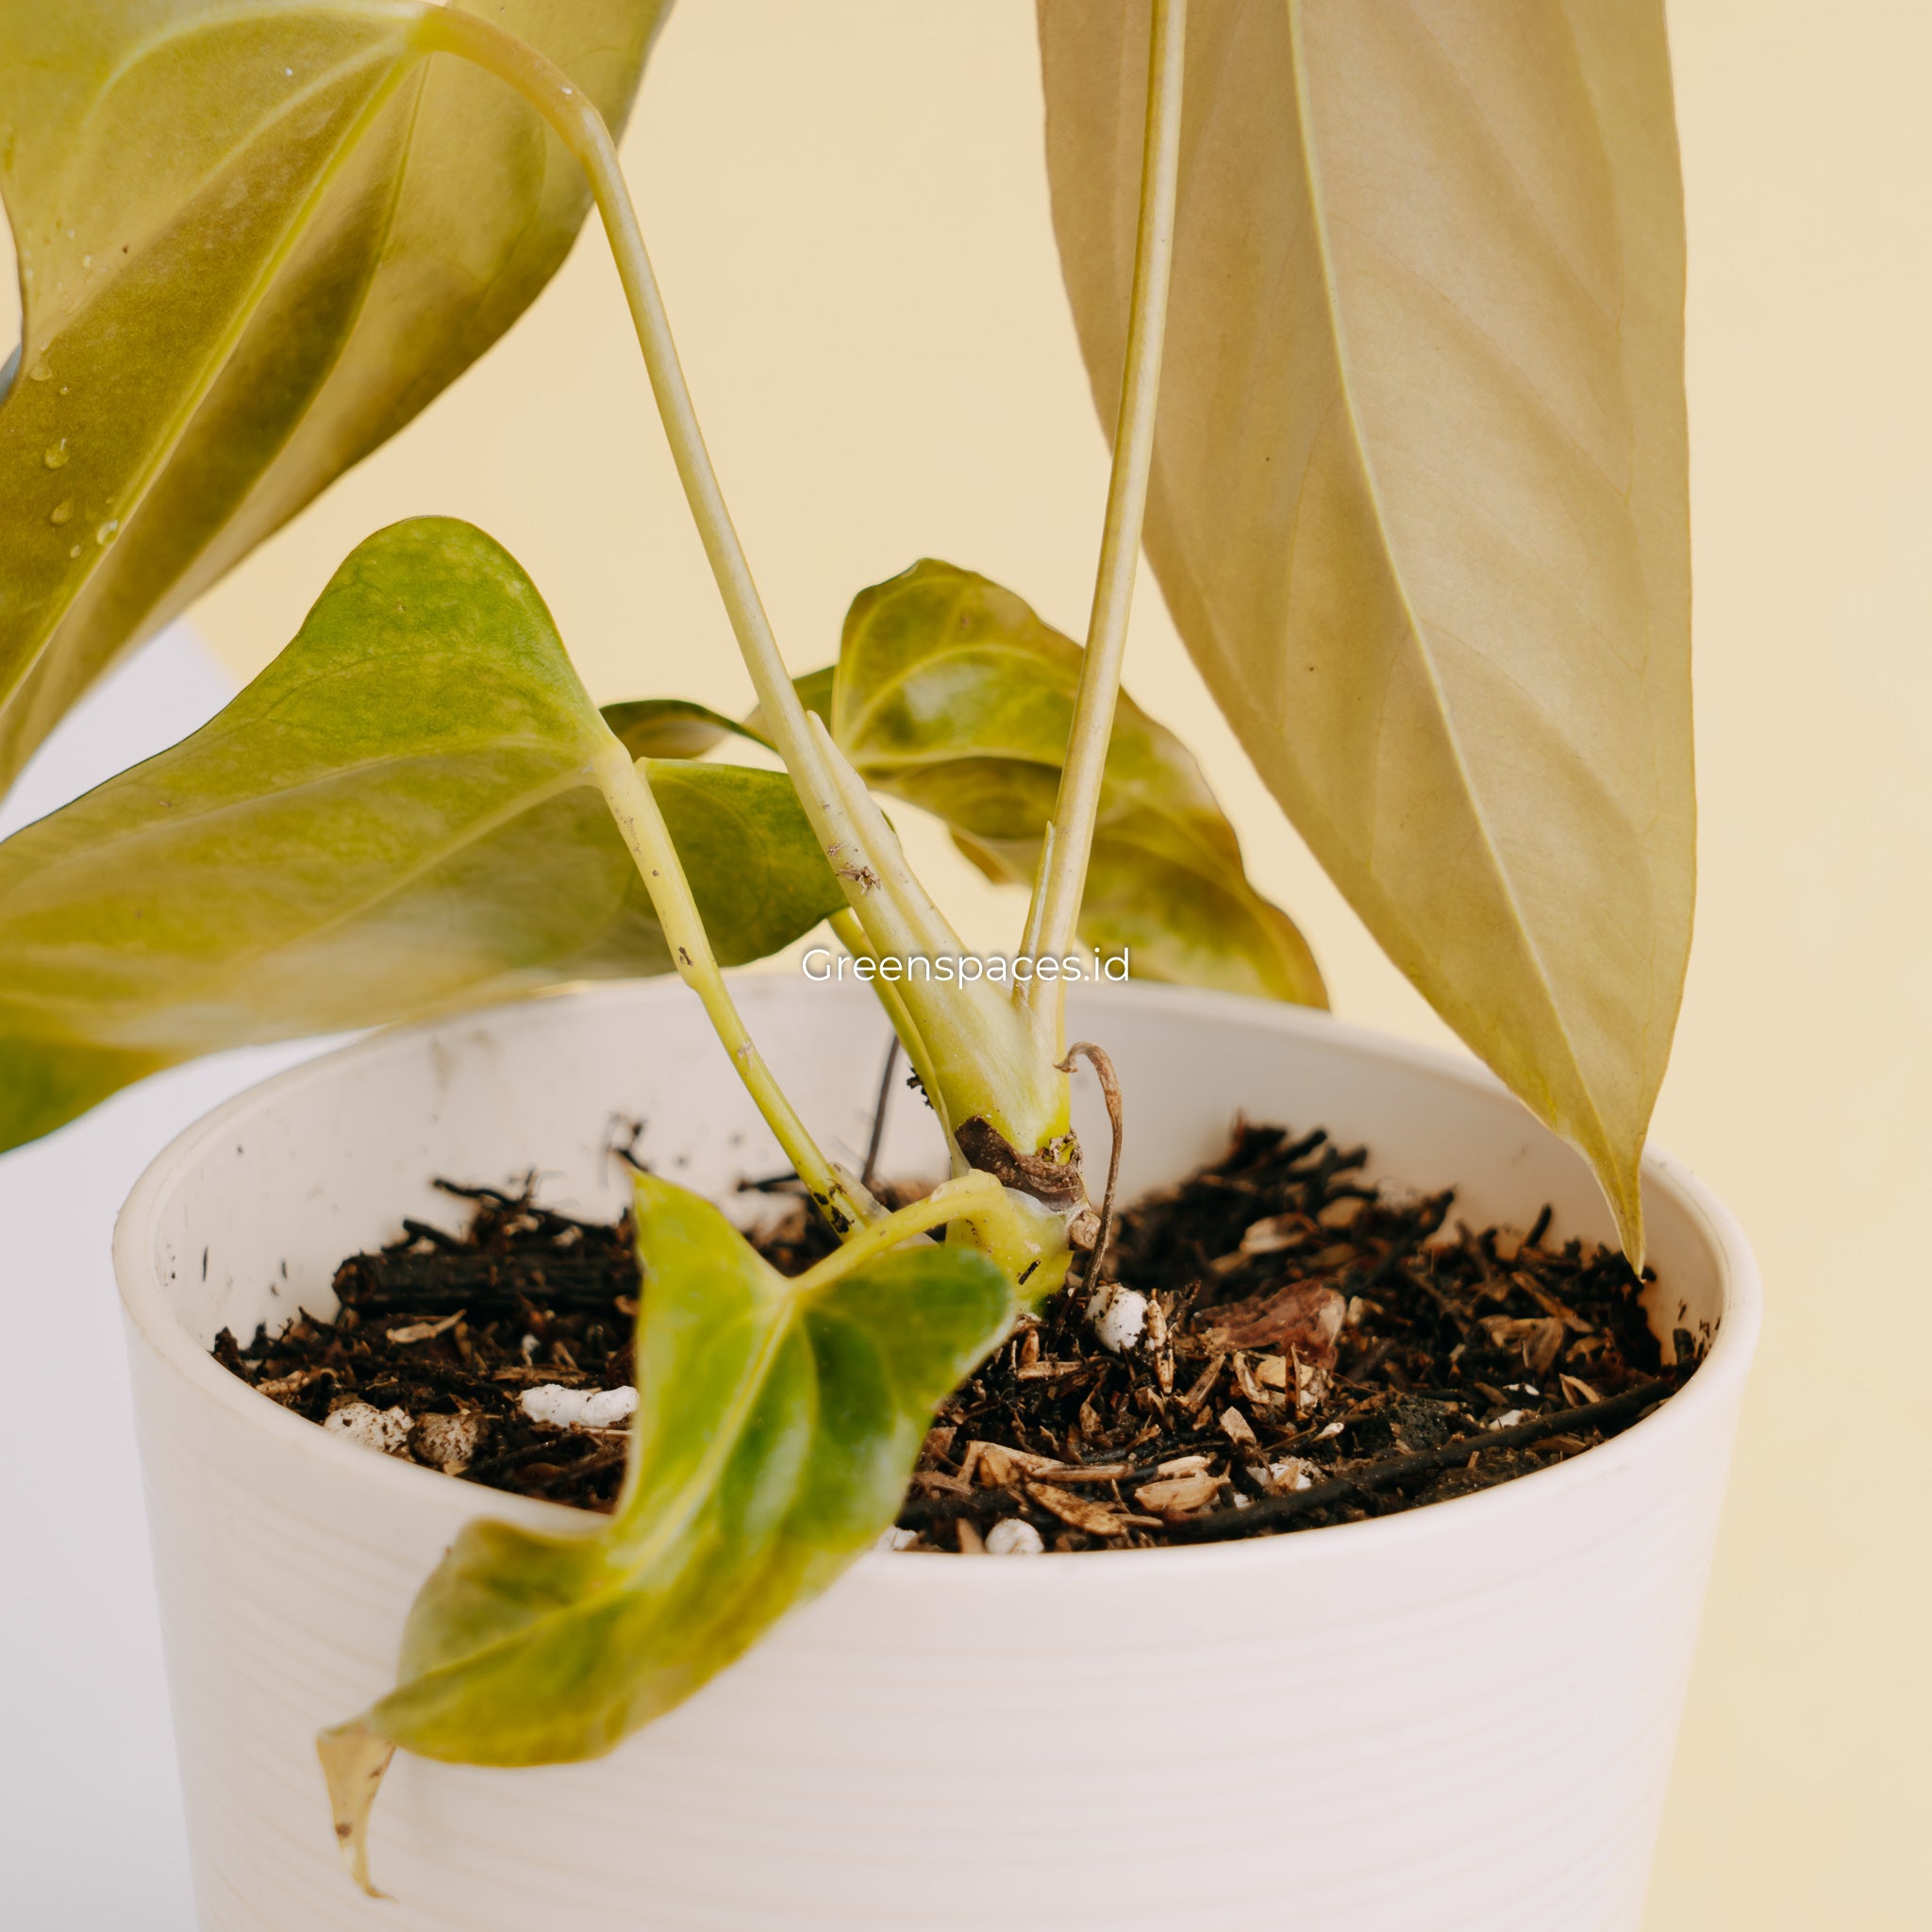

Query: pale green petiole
[589,735,879,1231]
[1021,0,1189,1056]
[808,717,1068,1155]
[806,1167,1073,1310]
[410,7,846,891]
[411,2,1074,1170]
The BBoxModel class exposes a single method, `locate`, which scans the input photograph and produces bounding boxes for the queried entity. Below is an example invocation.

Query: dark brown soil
[212,1125,1700,1544]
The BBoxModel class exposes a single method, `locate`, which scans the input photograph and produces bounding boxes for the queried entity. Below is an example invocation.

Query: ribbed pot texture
[115,978,1758,1931]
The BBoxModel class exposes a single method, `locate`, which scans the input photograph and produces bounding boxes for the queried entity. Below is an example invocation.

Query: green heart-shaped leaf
[321,1171,1013,1890]
[0,516,842,1153]
[0,0,668,792]
[831,560,1324,1007]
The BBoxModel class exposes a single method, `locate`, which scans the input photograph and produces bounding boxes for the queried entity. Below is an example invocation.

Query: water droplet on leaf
[68,543,80,558]
[95,518,119,545]
[48,498,73,525]
[26,358,50,383]
[42,439,69,469]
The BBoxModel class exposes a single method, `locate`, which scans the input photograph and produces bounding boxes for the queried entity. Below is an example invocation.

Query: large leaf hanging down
[0,0,669,793]
[321,1171,1014,1890]
[611,563,1325,1007]
[0,518,842,1155]
[1038,2,1692,1256]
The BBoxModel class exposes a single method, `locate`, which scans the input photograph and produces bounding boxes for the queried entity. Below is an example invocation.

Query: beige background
[7,2,1924,1923]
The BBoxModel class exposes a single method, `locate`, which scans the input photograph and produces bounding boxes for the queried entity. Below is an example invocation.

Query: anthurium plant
[0,0,1691,1883]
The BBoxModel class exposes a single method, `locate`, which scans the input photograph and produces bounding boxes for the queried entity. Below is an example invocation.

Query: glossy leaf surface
[1039,1,1692,1253]
[322,1172,1013,1876]
[0,0,668,792]
[834,560,1324,1006]
[0,518,841,1153]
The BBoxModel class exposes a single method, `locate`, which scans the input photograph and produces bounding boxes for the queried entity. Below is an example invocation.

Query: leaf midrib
[4,20,416,730]
[1283,0,1610,1156]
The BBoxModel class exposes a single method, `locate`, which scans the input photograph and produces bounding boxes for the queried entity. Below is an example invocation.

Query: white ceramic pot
[115,977,1757,1931]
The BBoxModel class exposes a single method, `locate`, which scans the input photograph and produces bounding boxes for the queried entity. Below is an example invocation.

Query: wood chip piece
[257,1368,329,1401]
[1025,1482,1153,1537]
[1218,1406,1257,1446]
[1232,1353,1265,1405]
[1157,1453,1214,1476]
[973,1441,1066,1487]
[1294,1352,1331,1413]
[1016,1358,1091,1382]
[1317,1196,1367,1229]
[1479,1315,1534,1347]
[1133,1472,1222,1517]
[1239,1213,1307,1256]
[910,1468,974,1496]
[384,1307,466,1345]
[1524,1317,1565,1377]
[1178,1352,1226,1412]
[1515,1274,1595,1335]
[1254,1354,1289,1390]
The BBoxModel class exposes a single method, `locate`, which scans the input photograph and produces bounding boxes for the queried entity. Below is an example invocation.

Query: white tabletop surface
[0,628,329,1929]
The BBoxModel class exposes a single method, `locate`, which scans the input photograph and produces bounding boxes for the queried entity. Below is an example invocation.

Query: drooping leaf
[0,517,842,1153]
[0,0,669,793]
[1038,3,1691,1256]
[320,1172,1013,1886]
[831,560,1324,1006]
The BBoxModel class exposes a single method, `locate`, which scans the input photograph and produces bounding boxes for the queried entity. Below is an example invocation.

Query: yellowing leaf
[1039,1,1692,1255]
[322,1172,1014,1889]
[835,560,1324,1006]
[0,518,842,1153]
[0,0,668,791]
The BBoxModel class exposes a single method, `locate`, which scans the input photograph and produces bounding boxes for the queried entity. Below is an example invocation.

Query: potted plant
[0,3,1756,1927]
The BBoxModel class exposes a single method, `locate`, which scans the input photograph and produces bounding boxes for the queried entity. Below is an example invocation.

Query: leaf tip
[1601,1154,1646,1276]
[317,1720,395,1898]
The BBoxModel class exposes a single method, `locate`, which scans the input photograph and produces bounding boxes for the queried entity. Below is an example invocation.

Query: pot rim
[113,976,1761,1584]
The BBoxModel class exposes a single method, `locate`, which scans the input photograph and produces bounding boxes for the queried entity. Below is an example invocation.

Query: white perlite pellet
[413,1410,490,1474]
[1086,1282,1148,1355]
[985,1519,1044,1556]
[518,1383,639,1430]
[324,1402,412,1457]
